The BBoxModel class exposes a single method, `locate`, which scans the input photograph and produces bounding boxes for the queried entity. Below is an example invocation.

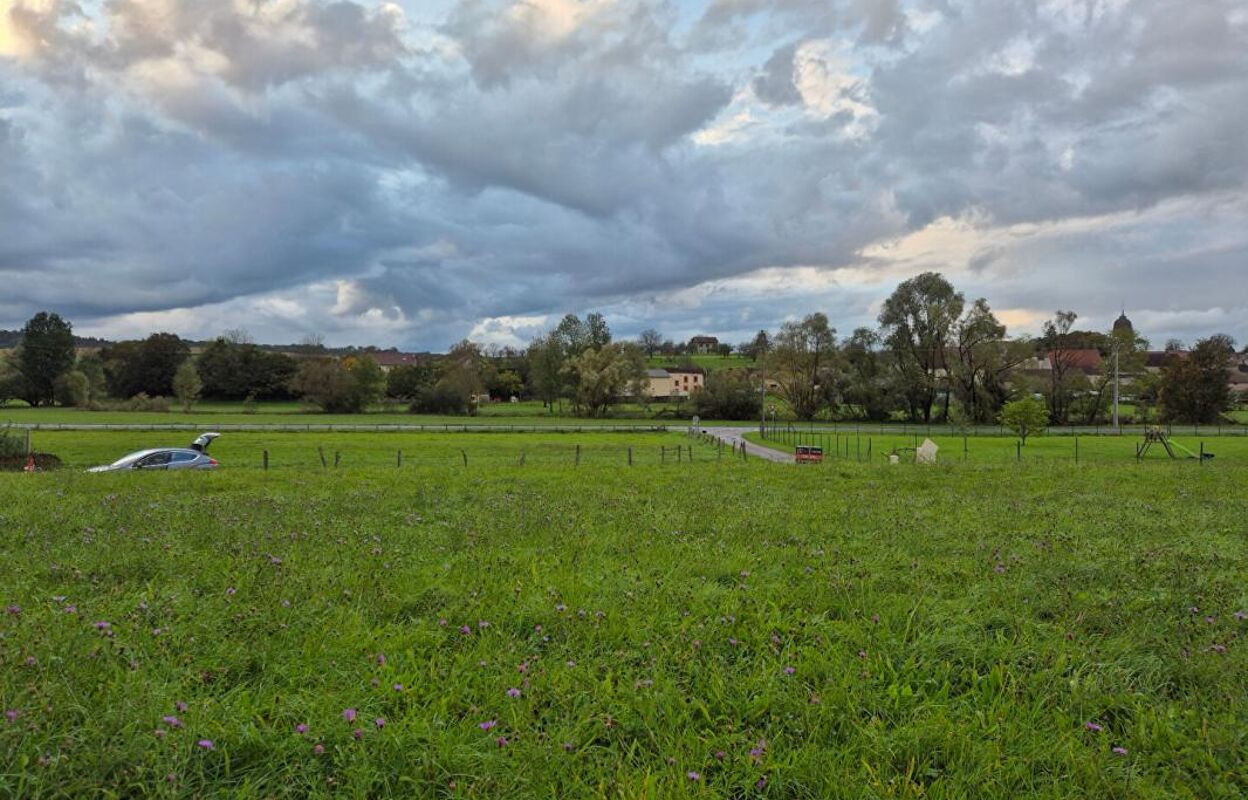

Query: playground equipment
[1137,427,1213,461]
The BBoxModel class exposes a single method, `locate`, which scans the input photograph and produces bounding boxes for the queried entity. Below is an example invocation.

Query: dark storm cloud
[0,0,1245,347]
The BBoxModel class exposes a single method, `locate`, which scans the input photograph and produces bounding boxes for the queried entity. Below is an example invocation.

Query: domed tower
[1113,310,1133,337]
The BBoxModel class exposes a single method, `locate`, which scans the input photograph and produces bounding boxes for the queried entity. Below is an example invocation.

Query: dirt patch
[0,453,63,471]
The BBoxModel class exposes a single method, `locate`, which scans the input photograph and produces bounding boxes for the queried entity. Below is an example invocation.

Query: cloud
[0,0,1245,350]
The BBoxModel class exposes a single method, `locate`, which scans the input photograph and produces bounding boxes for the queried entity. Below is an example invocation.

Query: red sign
[795,445,823,464]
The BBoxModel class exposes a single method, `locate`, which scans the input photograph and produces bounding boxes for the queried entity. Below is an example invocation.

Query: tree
[638,328,663,358]
[769,313,836,420]
[585,312,612,350]
[999,396,1048,445]
[948,298,1021,424]
[566,343,646,417]
[101,333,190,398]
[1039,310,1087,424]
[1076,325,1148,425]
[526,334,565,410]
[489,369,525,400]
[878,273,964,422]
[17,311,76,406]
[196,338,297,400]
[291,355,385,413]
[841,328,894,421]
[386,364,436,400]
[692,370,762,420]
[173,360,203,412]
[717,343,734,358]
[740,330,771,362]
[1158,335,1235,423]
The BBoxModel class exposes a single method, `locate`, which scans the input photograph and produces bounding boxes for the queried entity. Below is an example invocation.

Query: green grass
[746,430,1248,464]
[2,453,1246,797]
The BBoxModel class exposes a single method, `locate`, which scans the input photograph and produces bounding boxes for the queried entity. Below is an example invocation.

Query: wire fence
[4,422,671,434]
[776,421,1248,438]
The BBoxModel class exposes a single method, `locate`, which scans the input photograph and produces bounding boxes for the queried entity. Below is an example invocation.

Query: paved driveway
[702,426,794,464]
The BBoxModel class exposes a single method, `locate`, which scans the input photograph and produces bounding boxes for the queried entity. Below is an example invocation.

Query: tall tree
[565,342,645,417]
[526,333,565,410]
[173,360,203,413]
[102,333,190,398]
[638,328,663,358]
[1039,310,1082,424]
[585,312,612,350]
[769,313,837,421]
[949,298,1013,424]
[878,272,965,422]
[1158,335,1235,423]
[17,311,76,406]
[841,328,893,421]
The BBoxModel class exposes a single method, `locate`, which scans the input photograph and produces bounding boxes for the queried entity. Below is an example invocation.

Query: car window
[170,452,198,463]
[138,452,172,467]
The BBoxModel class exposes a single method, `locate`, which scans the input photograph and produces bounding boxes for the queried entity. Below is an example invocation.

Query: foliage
[195,338,299,400]
[526,334,565,410]
[0,353,22,405]
[691,370,762,420]
[637,328,663,357]
[566,342,646,417]
[16,311,76,406]
[1159,335,1236,423]
[769,313,837,421]
[738,330,770,362]
[948,298,1017,424]
[101,333,191,399]
[410,380,474,415]
[840,328,892,422]
[999,396,1049,444]
[291,356,386,413]
[173,360,203,413]
[385,364,436,400]
[54,370,91,408]
[878,273,964,422]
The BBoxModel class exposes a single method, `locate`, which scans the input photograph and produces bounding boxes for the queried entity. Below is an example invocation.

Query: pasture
[1,442,1246,797]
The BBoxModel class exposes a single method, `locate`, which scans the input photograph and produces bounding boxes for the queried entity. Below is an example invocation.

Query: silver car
[87,433,221,473]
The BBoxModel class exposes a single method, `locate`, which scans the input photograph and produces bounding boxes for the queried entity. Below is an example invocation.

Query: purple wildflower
[295,724,308,735]
[478,620,490,629]
[342,708,357,723]
[459,625,472,635]
[376,653,386,666]
[374,718,385,729]
[175,701,188,712]
[353,728,363,740]
[393,683,404,692]
[750,739,767,761]
[1209,644,1227,654]
[63,605,76,614]
[756,776,768,790]
[225,587,236,596]
[563,742,574,752]
[4,709,18,723]
[1234,610,1247,620]
[784,666,796,675]
[479,720,497,731]
[438,618,447,627]
[162,716,183,729]
[506,688,522,698]
[1112,746,1128,755]
[313,743,325,754]
[1085,722,1103,733]
[269,556,282,565]
[714,750,726,760]
[555,603,567,612]
[5,605,20,616]
[196,740,214,750]
[94,621,111,630]
[857,650,868,659]
[687,771,700,781]
[496,736,509,748]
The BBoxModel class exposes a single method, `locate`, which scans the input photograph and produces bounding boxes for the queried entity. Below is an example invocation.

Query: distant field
[2,459,1245,797]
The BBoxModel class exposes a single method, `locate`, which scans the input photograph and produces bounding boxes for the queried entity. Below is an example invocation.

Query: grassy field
[20,430,698,471]
[2,454,1246,797]
[746,430,1248,465]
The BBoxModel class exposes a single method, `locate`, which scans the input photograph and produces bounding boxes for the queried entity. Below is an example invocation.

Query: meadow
[2,449,1246,798]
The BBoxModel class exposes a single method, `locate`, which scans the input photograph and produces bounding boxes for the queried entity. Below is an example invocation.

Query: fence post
[661,446,666,464]
[628,447,633,466]
[263,450,269,471]
[1016,441,1021,462]
[318,447,327,468]
[1200,442,1204,464]
[1074,437,1078,463]
[334,451,341,468]
[397,450,402,468]
[575,444,581,466]
[461,450,468,467]
[519,451,526,466]
[677,445,683,463]
[867,438,872,462]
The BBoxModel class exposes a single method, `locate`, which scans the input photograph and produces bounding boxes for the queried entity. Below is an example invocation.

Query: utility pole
[1112,339,1120,431]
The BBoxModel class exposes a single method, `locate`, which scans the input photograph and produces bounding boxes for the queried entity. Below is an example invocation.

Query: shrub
[410,381,472,415]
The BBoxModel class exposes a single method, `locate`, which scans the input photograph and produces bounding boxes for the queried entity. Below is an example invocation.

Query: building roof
[645,369,670,378]
[1113,312,1134,334]
[1145,350,1187,369]
[1047,349,1103,371]
[370,351,428,368]
[665,366,706,375]
[689,335,719,344]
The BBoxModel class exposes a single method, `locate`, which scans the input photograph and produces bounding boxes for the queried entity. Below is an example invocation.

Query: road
[702,426,794,464]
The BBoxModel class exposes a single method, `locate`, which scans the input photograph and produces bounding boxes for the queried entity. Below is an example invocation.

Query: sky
[1,0,1246,351]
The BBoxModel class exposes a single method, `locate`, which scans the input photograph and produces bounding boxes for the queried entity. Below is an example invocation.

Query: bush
[691,371,762,420]
[410,381,472,415]
[0,425,25,458]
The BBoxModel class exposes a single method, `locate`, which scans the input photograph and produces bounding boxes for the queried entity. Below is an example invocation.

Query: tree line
[1,276,1243,424]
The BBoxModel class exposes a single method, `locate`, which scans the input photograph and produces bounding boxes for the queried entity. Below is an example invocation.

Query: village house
[688,336,719,355]
[368,351,430,372]
[644,367,705,399]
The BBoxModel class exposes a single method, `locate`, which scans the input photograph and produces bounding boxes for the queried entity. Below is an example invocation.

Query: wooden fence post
[628,447,633,466]
[334,451,341,468]
[661,446,666,464]
[318,447,327,468]
[575,444,581,466]
[397,450,402,468]
[461,450,468,467]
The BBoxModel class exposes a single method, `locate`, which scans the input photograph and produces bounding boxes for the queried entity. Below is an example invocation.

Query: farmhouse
[369,351,430,372]
[645,367,705,399]
[688,335,719,354]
